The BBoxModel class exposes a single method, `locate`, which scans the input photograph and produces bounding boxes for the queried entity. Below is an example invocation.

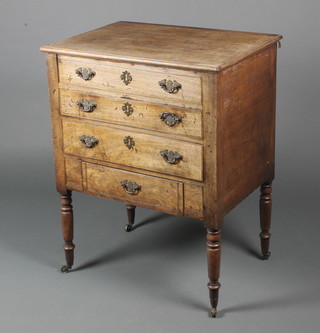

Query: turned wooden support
[259,183,272,260]
[207,228,222,318]
[60,191,75,272]
[124,204,136,232]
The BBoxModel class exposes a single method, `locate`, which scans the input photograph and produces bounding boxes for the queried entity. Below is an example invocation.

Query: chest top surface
[40,21,282,71]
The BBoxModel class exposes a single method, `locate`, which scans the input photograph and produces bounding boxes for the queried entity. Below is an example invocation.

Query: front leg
[60,190,75,272]
[207,228,221,318]
[124,204,136,232]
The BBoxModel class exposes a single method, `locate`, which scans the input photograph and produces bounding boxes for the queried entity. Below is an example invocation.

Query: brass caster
[124,224,133,232]
[210,308,217,318]
[262,251,271,260]
[60,265,72,273]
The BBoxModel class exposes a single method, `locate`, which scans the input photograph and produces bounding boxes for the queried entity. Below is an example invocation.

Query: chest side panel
[216,45,277,216]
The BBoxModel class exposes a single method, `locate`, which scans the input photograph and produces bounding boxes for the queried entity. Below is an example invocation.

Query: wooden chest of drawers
[41,22,282,317]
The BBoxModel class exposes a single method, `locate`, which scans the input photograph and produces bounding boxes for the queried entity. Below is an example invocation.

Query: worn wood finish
[60,191,75,272]
[64,158,202,218]
[41,22,282,71]
[59,56,202,109]
[41,22,282,316]
[45,53,66,194]
[65,158,83,190]
[201,73,219,229]
[124,205,136,232]
[64,156,203,185]
[216,45,277,217]
[83,162,184,214]
[183,183,203,219]
[60,89,202,138]
[260,183,272,259]
[62,120,203,181]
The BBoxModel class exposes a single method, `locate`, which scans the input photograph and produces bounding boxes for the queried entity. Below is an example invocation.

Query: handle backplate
[160,150,183,164]
[75,67,96,81]
[79,135,99,148]
[160,112,182,126]
[158,79,182,94]
[120,180,141,195]
[77,99,97,112]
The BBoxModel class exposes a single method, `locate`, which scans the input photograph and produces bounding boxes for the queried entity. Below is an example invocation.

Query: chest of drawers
[41,22,282,317]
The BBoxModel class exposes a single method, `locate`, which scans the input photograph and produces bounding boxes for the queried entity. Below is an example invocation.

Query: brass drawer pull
[158,79,182,94]
[77,99,97,112]
[120,180,141,195]
[160,150,183,164]
[75,67,96,81]
[123,136,135,149]
[160,112,182,126]
[120,71,132,85]
[79,135,99,148]
[122,102,134,116]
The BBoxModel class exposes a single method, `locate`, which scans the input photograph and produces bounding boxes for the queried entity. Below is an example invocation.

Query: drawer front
[58,56,202,109]
[60,89,202,138]
[83,162,183,214]
[62,120,203,181]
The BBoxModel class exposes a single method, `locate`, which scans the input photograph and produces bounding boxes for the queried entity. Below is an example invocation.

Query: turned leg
[60,191,75,272]
[259,182,272,260]
[124,204,136,232]
[207,229,221,318]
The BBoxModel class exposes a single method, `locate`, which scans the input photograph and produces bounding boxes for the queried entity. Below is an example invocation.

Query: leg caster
[124,204,136,232]
[60,265,72,273]
[207,229,221,318]
[210,307,217,318]
[259,183,272,260]
[60,191,75,271]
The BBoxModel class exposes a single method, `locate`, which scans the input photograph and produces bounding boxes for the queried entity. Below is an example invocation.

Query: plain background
[0,0,319,332]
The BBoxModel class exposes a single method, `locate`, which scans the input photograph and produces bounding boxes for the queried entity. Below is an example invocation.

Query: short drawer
[60,89,202,138]
[62,120,203,181]
[64,158,203,217]
[58,56,202,110]
[81,162,183,214]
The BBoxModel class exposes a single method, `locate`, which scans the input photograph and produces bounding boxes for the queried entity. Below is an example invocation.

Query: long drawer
[58,56,202,109]
[60,89,202,138]
[62,120,203,181]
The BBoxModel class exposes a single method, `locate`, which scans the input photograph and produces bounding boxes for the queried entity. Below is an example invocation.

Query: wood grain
[45,53,66,194]
[58,56,202,109]
[83,162,183,214]
[201,73,220,229]
[60,89,202,138]
[216,45,277,216]
[62,120,203,181]
[184,183,203,218]
[41,21,282,71]
[65,158,83,190]
[41,22,282,316]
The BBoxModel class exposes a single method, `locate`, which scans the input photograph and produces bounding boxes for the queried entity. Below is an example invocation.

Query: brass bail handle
[79,135,99,148]
[75,67,96,81]
[120,180,141,195]
[160,150,183,164]
[77,99,97,112]
[158,79,182,94]
[160,112,182,126]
